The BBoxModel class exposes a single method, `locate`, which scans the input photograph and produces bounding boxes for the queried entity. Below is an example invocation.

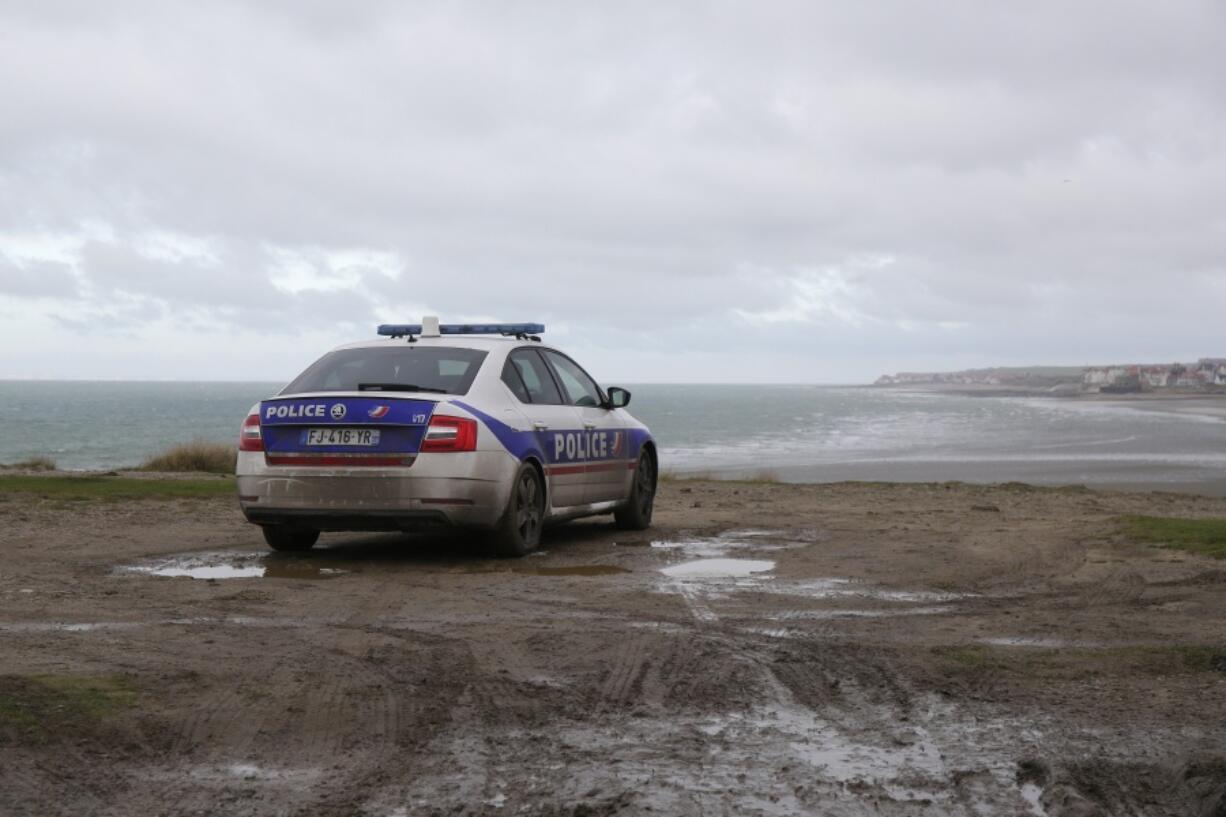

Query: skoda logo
[330,404,347,420]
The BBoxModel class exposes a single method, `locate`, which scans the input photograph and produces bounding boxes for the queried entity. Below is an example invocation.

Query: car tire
[492,462,545,558]
[262,525,320,552]
[615,449,656,530]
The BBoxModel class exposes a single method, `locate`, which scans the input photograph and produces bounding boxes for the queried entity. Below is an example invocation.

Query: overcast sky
[2,1,1224,384]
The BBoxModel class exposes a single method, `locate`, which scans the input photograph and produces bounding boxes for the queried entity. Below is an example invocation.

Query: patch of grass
[994,481,1088,494]
[1089,645,1226,676]
[1168,645,1226,673]
[140,440,236,474]
[1123,515,1226,559]
[659,469,782,485]
[0,456,56,471]
[0,474,234,500]
[0,674,136,743]
[933,643,1226,680]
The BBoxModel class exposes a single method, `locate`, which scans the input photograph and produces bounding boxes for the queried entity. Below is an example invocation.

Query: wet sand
[2,478,1225,816]
[1080,393,1226,419]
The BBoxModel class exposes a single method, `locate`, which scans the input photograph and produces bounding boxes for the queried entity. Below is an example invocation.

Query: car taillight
[420,415,477,453]
[238,414,264,452]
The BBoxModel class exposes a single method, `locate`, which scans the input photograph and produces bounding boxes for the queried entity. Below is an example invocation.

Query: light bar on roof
[377,323,545,337]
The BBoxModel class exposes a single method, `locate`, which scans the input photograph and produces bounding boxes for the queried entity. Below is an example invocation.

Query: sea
[3,381,1226,492]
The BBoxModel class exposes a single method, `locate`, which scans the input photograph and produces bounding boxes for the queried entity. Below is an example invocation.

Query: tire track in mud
[2,755,111,817]
[167,647,288,758]
[144,577,421,817]
[670,580,719,624]
[2,715,153,817]
[1075,565,1149,608]
[766,632,921,731]
[595,630,653,711]
[276,578,434,817]
[274,572,508,817]
[356,634,540,815]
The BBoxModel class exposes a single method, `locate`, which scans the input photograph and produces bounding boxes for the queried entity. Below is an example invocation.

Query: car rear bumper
[236,450,516,531]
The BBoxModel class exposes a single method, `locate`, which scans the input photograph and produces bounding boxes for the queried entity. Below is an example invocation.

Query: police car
[236,319,657,556]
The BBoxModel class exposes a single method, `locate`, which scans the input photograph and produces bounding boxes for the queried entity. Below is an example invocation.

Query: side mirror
[606,386,631,409]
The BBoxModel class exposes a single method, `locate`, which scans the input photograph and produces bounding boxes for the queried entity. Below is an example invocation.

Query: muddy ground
[2,479,1225,816]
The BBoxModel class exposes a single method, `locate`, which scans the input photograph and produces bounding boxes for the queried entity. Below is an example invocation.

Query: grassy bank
[140,441,236,474]
[1124,515,1226,559]
[0,456,57,471]
[0,474,235,500]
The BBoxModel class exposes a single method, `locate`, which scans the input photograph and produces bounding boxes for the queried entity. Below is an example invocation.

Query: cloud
[0,255,80,299]
[1,1,1224,381]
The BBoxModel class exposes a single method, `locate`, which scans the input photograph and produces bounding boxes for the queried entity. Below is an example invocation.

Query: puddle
[165,615,322,629]
[981,637,1099,649]
[148,563,266,579]
[117,551,348,581]
[763,606,955,621]
[524,565,630,576]
[689,702,955,803]
[1020,782,1048,816]
[660,559,776,579]
[463,563,631,577]
[216,763,319,782]
[626,620,689,633]
[656,561,966,626]
[264,562,348,580]
[763,578,968,603]
[651,529,814,557]
[0,621,142,633]
[138,762,323,785]
[0,615,355,636]
[741,627,813,639]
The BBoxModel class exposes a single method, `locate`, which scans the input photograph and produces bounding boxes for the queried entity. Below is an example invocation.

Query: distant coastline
[875,359,1226,397]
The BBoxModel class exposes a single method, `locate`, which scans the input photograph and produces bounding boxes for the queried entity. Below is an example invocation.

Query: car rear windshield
[281,346,488,396]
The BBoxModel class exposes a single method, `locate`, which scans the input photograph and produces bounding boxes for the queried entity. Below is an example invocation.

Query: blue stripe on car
[450,400,545,462]
[451,400,653,465]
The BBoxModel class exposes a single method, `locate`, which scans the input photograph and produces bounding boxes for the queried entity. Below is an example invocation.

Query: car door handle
[583,422,596,430]
[532,422,549,430]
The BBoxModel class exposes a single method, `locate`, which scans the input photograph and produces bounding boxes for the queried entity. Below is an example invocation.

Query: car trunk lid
[258,393,437,467]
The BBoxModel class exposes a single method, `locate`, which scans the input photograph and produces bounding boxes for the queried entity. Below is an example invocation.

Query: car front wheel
[615,450,656,530]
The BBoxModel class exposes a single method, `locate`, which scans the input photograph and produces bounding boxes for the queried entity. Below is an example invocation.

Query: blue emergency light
[377,322,545,337]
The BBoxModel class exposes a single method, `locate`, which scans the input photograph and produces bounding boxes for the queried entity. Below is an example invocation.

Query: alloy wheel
[516,471,542,541]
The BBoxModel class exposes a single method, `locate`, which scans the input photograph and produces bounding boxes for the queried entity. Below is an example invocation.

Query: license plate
[301,428,381,447]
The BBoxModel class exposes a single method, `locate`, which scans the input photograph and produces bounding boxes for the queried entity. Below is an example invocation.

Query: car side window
[500,359,531,402]
[543,350,604,408]
[507,349,564,405]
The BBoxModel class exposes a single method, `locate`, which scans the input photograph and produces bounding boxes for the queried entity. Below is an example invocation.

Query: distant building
[1083,366,1135,390]
[1175,368,1210,388]
[1082,360,1225,392]
[882,359,1225,392]
[1140,366,1173,389]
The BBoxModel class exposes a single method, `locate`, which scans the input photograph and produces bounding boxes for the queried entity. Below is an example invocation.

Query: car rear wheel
[492,463,545,557]
[261,525,320,552]
[615,450,656,530]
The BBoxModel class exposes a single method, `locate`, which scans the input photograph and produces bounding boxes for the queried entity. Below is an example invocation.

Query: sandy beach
[2,475,1224,816]
[1077,393,1226,420]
